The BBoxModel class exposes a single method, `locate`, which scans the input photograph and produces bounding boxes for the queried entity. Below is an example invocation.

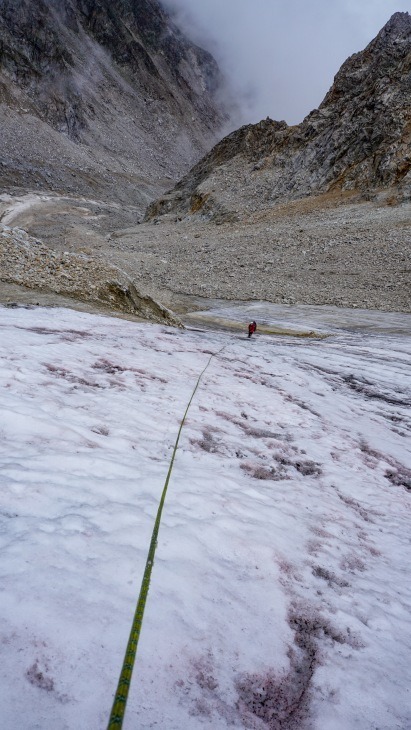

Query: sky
[1,302,410,728]
[164,0,411,125]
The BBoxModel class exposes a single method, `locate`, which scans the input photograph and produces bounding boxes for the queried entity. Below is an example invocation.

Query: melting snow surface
[0,305,410,730]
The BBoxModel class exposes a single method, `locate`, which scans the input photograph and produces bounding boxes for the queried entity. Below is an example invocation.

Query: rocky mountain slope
[0,0,229,211]
[0,10,409,319]
[146,12,411,222]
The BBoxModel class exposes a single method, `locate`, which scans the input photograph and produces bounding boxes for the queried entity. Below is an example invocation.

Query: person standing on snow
[248,321,257,338]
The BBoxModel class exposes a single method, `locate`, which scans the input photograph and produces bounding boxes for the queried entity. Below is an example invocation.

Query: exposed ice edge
[98,278,183,328]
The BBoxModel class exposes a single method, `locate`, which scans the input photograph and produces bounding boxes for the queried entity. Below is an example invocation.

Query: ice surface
[184,300,411,335]
[0,305,410,729]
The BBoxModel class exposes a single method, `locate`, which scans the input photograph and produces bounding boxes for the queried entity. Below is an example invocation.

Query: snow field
[0,306,410,729]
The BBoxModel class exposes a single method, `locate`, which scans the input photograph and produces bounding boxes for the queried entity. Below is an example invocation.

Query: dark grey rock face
[146,12,411,221]
[0,0,228,207]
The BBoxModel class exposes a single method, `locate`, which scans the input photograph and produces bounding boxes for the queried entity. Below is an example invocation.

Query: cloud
[163,0,410,126]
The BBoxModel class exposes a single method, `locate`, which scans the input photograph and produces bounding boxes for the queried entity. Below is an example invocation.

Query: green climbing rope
[107,347,223,729]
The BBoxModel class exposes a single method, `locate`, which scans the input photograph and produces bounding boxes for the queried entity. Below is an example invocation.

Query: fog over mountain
[0,0,229,208]
[164,0,411,125]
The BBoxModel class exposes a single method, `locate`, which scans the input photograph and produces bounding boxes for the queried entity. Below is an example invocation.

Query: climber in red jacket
[248,321,257,338]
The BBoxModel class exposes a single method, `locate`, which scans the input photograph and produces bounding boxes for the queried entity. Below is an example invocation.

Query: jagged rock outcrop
[146,12,411,222]
[0,0,229,209]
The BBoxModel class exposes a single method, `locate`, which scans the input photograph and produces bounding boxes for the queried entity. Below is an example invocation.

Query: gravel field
[0,191,410,317]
